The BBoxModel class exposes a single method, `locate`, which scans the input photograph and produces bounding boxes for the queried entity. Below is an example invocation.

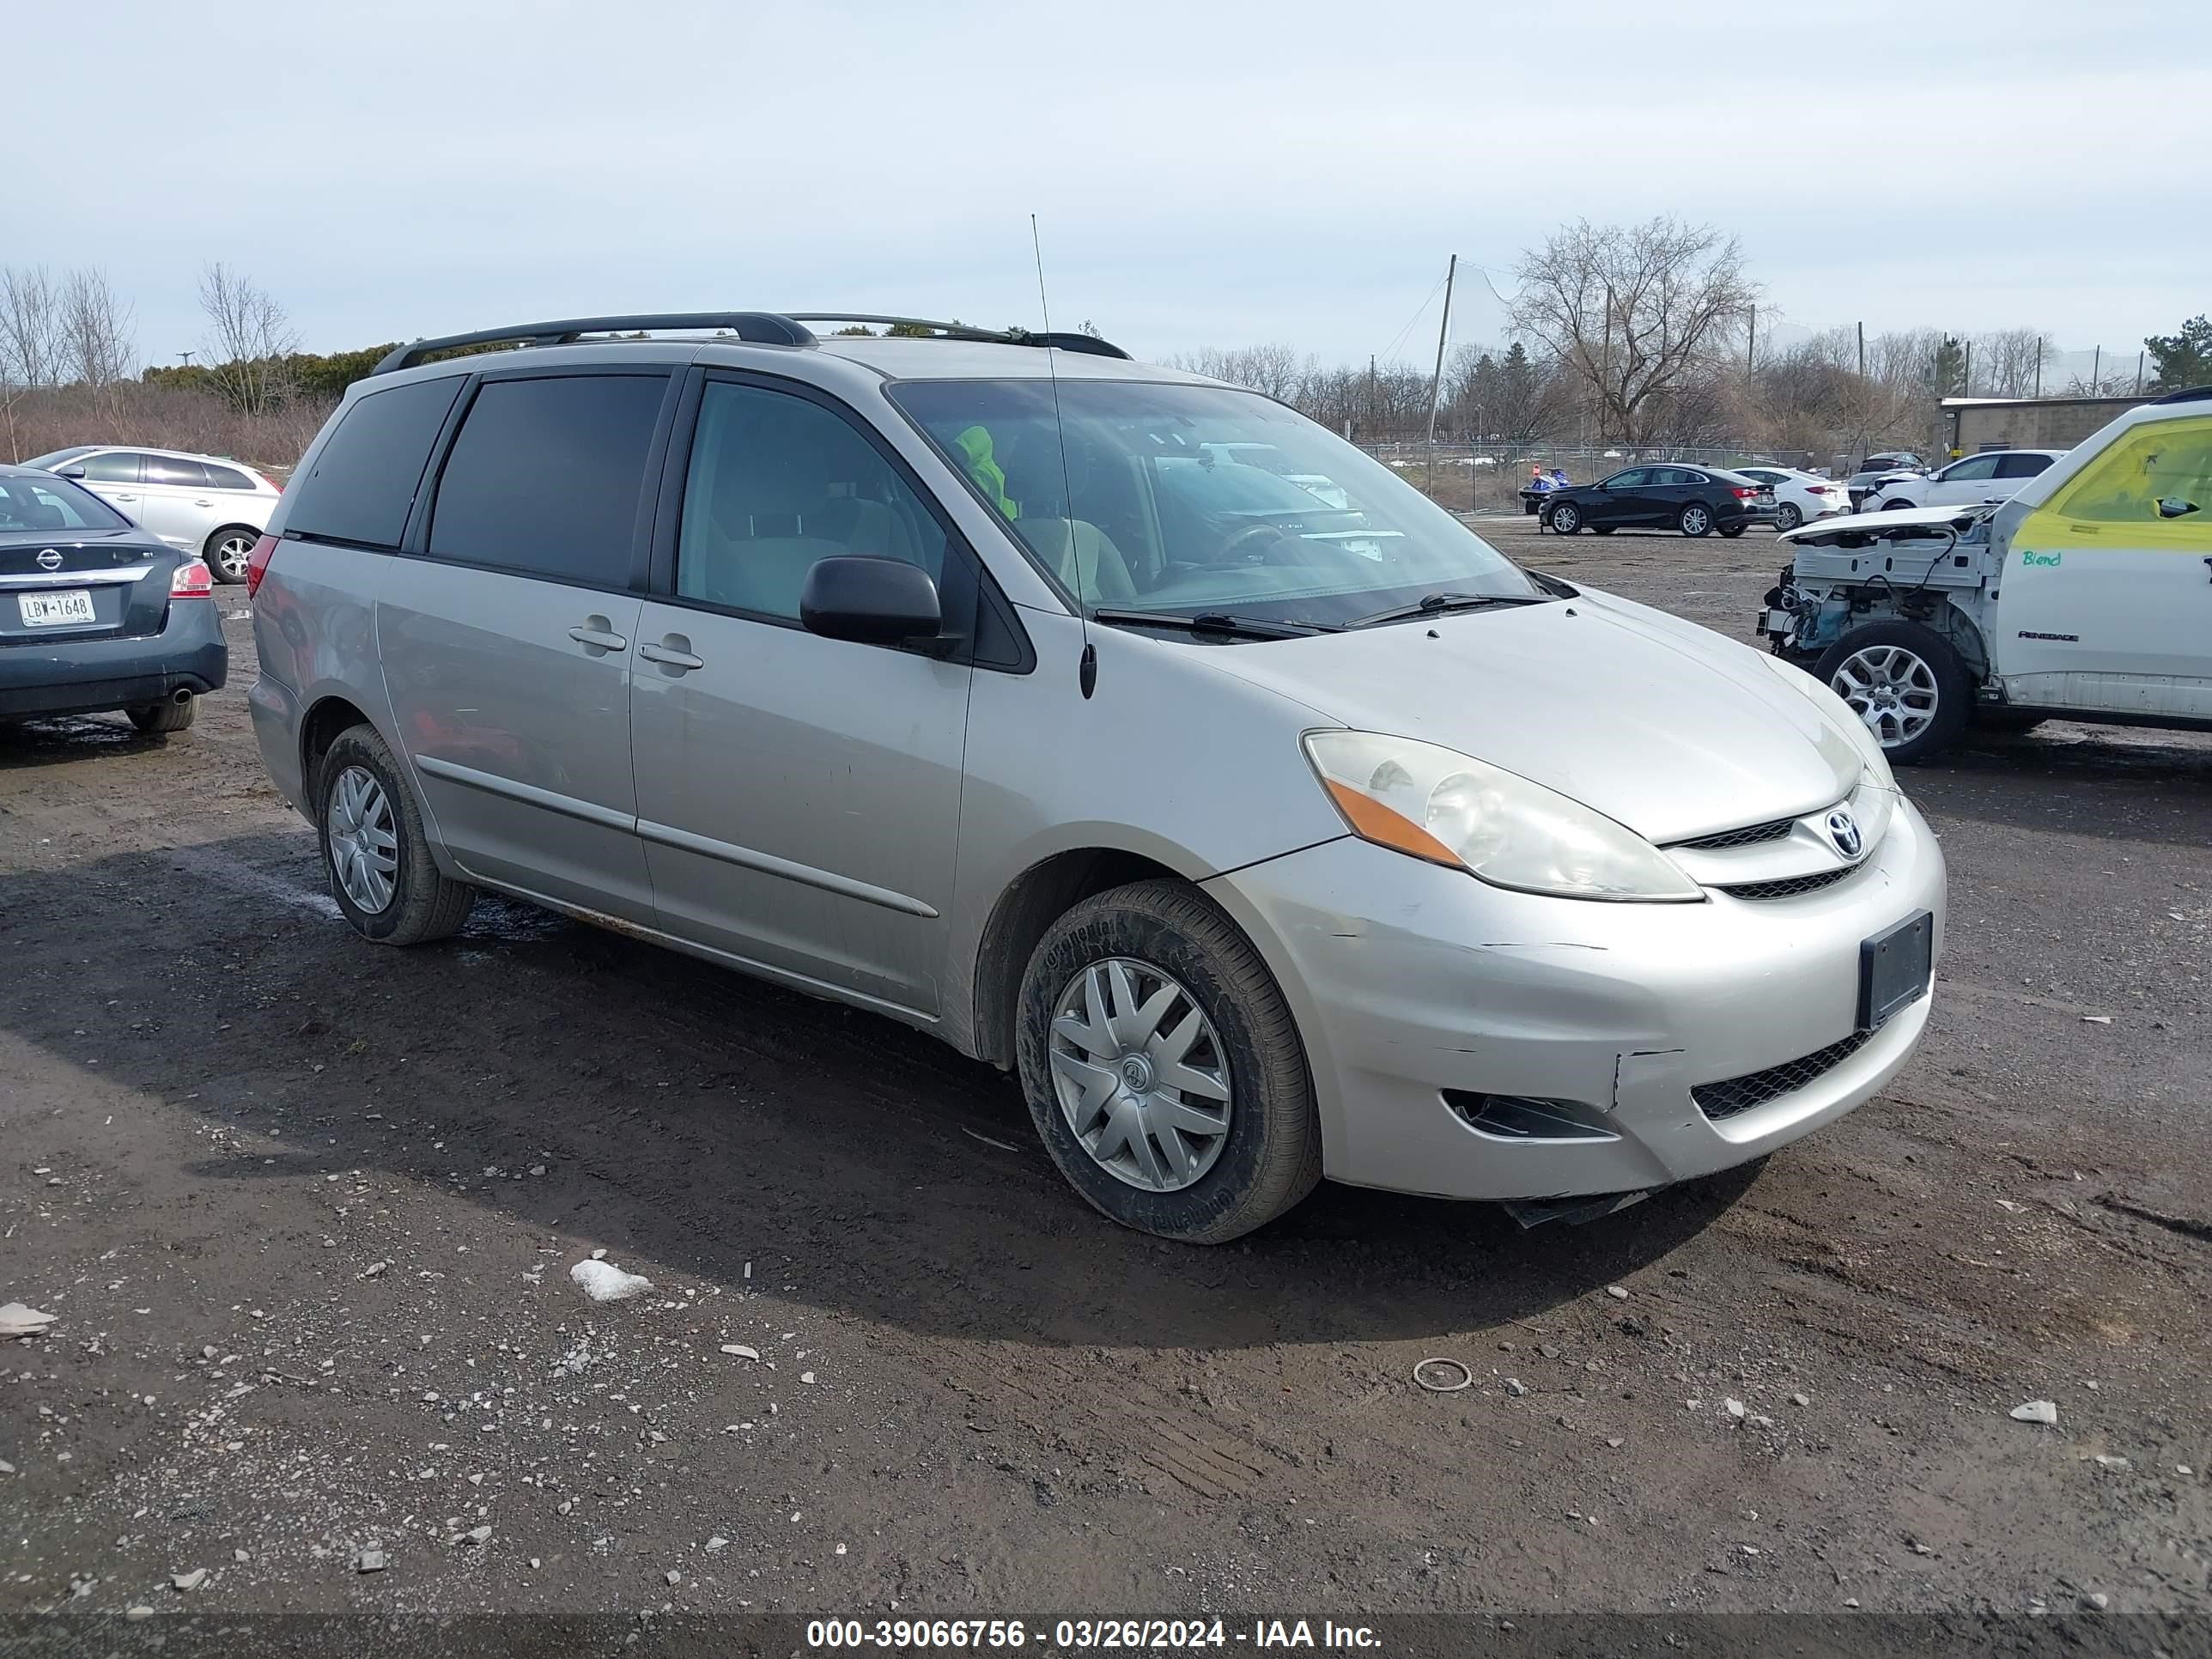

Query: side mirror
[799,556,942,646]
[2157,496,2201,520]
[56,465,87,480]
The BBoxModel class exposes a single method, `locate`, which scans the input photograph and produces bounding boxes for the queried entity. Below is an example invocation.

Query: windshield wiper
[1346,591,1550,629]
[1090,607,1339,641]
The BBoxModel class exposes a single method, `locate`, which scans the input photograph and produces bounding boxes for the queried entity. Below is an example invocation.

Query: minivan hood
[1203,592,1863,844]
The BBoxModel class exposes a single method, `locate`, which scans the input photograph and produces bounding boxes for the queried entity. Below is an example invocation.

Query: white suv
[1860,448,2063,515]
[25,445,281,583]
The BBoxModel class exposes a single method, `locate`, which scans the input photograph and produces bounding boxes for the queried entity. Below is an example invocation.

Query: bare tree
[199,262,300,417]
[1165,343,1305,404]
[58,269,137,420]
[1,265,68,459]
[1974,327,2055,398]
[1510,217,1754,443]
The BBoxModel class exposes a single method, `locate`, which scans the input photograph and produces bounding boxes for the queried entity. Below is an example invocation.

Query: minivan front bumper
[1204,794,1944,1202]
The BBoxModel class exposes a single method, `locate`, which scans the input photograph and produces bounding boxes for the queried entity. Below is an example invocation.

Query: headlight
[1759,652,1897,790]
[1303,732,1704,902]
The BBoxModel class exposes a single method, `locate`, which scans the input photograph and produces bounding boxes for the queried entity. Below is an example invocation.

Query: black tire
[1775,501,1803,532]
[1881,498,1916,514]
[1549,501,1583,535]
[1016,878,1322,1243]
[1678,502,1714,538]
[1719,524,1746,538]
[1976,708,2048,736]
[125,696,196,735]
[1813,620,1971,766]
[316,724,475,945]
[1591,525,1614,535]
[204,525,259,585]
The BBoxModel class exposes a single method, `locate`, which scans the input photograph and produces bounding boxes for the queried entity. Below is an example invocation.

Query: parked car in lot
[1542,465,1778,538]
[1842,452,1930,509]
[1729,465,1850,532]
[1856,447,2064,514]
[0,465,226,734]
[1764,390,2212,763]
[24,445,281,584]
[247,310,1942,1243]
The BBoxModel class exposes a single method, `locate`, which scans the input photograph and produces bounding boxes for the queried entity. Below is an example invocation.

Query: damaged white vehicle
[1763,392,2212,763]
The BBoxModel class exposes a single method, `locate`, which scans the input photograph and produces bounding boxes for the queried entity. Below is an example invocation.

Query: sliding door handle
[568,618,629,653]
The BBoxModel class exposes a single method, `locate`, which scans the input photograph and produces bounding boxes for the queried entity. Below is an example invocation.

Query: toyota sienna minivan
[246,311,1945,1243]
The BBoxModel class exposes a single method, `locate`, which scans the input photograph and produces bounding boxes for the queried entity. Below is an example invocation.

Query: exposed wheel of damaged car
[1813,620,1969,765]
[1018,880,1320,1244]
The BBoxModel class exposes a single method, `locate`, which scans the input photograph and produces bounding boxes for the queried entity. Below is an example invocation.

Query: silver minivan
[246,312,1946,1243]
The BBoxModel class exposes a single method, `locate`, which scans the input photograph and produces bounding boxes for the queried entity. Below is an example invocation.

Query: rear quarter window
[285,376,467,549]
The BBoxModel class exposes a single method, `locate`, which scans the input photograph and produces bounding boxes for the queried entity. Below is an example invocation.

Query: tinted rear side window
[202,462,255,490]
[1996,452,2053,479]
[145,455,212,487]
[427,374,665,586]
[287,377,465,549]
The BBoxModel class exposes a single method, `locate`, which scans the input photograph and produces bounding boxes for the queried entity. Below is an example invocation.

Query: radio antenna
[1031,213,1095,696]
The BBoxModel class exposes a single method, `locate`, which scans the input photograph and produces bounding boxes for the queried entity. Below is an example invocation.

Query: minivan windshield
[890,379,1547,629]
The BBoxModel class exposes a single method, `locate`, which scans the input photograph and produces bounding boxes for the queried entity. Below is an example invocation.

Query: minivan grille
[1675,817,1796,851]
[1693,1030,1874,1121]
[1719,866,1855,901]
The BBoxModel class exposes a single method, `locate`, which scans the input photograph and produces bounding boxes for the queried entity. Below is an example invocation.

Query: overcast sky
[17,0,2207,372]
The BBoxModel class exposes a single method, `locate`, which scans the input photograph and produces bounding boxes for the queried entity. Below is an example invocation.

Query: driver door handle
[639,639,705,672]
[568,621,629,653]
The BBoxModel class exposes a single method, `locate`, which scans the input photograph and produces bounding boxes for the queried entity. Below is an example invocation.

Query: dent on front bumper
[1204,796,1945,1202]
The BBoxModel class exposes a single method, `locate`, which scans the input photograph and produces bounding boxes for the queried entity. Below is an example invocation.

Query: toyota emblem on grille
[35,548,63,571]
[1826,808,1863,858]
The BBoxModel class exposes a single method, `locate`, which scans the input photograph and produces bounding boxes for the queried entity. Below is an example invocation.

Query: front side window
[0,473,130,532]
[890,380,1543,627]
[676,381,951,621]
[2048,417,2212,530]
[428,374,665,586]
[1601,469,1648,489]
[1942,454,2002,482]
[76,451,142,483]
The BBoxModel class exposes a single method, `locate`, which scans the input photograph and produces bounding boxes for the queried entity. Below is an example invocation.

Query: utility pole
[1425,253,1457,495]
[2135,351,2144,396]
[2034,350,2042,399]
[1962,338,1972,398]
[178,351,195,368]
[1367,355,1376,442]
[1747,304,1756,374]
[1856,321,1865,378]
[2091,345,2101,392]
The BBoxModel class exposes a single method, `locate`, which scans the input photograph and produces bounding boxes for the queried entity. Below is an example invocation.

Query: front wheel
[317,725,476,944]
[1881,498,1917,514]
[1719,524,1746,538]
[1775,501,1804,532]
[1016,879,1321,1243]
[1814,620,1970,765]
[1679,502,1714,537]
[1549,501,1582,535]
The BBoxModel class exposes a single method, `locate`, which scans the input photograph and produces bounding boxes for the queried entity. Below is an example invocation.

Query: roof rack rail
[787,313,1132,362]
[2150,384,2212,404]
[371,312,818,376]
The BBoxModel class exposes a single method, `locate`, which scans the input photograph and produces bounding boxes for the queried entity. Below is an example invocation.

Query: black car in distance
[1541,465,1778,538]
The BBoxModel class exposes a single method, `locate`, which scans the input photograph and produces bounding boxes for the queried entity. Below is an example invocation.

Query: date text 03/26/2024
[805,1619,1382,1650]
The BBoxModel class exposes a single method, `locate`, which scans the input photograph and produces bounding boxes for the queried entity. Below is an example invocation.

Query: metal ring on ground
[1413,1358,1474,1393]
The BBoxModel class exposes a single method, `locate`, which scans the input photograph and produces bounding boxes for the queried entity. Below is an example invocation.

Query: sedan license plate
[1859,910,1934,1030]
[18,589,96,627]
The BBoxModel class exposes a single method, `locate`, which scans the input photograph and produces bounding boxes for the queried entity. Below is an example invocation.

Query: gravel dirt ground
[3,520,2208,1645]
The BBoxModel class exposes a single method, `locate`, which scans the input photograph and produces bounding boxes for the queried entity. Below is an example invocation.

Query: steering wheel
[1220,521,1298,563]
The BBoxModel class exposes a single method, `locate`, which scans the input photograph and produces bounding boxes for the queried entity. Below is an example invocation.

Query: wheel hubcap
[1048,957,1231,1193]
[327,764,399,913]
[1832,645,1939,748]
[1686,508,1708,532]
[216,535,252,578]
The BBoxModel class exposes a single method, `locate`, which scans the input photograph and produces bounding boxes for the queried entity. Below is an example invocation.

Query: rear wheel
[1775,501,1804,532]
[1591,525,1614,535]
[204,526,259,584]
[1720,524,1746,538]
[317,724,475,944]
[1017,878,1321,1243]
[1814,620,1970,765]
[1679,502,1713,537]
[1549,501,1583,535]
[125,696,196,735]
